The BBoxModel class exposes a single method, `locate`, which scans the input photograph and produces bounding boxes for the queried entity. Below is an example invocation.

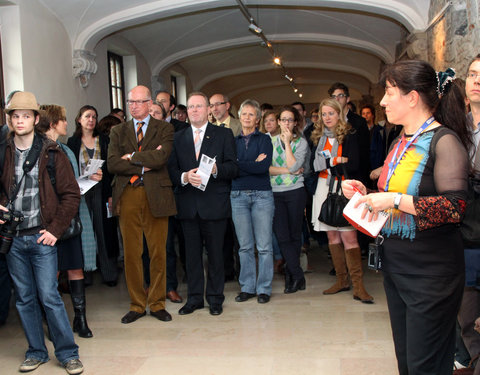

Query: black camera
[367,235,384,271]
[0,210,24,255]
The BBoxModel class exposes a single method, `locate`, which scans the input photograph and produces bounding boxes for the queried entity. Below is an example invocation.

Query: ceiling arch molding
[72,0,426,53]
[196,61,378,91]
[154,33,393,77]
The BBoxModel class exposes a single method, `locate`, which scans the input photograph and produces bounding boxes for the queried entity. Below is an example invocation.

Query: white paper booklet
[195,154,216,191]
[79,159,104,179]
[343,192,389,237]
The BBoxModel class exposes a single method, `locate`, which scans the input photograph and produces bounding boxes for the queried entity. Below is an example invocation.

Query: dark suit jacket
[107,118,177,218]
[170,118,189,133]
[346,111,370,184]
[168,123,238,220]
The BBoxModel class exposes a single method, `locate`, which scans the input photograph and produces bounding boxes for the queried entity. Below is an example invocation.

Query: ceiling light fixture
[236,0,300,100]
[299,93,303,98]
[248,22,262,34]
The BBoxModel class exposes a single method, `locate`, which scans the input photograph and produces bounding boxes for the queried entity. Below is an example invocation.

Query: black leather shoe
[150,309,172,321]
[121,310,146,324]
[235,292,256,302]
[257,294,270,304]
[104,280,117,287]
[284,277,306,294]
[178,304,204,315]
[209,304,223,316]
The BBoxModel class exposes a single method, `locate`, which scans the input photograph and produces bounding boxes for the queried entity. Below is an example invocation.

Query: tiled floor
[0,243,398,374]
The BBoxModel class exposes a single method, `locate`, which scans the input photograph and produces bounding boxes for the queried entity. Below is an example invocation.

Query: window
[108,52,125,111]
[171,75,177,99]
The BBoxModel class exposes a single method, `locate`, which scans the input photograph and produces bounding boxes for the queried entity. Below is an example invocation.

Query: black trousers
[383,271,464,375]
[0,254,11,324]
[181,216,227,306]
[273,188,306,280]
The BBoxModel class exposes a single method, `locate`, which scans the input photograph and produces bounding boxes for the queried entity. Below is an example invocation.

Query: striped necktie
[194,128,202,159]
[130,122,144,186]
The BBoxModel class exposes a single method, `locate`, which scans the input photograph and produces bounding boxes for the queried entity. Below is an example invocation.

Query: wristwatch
[393,193,403,210]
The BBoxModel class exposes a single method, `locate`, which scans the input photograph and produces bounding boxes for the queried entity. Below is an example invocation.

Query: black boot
[69,279,93,338]
[284,267,292,293]
[284,277,306,294]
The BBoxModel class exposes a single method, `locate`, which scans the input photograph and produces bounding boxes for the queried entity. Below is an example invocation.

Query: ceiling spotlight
[299,93,303,98]
[293,88,298,93]
[248,23,262,34]
[273,57,281,65]
[285,74,293,82]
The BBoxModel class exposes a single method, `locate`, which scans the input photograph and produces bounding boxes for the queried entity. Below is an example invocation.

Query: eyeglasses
[330,94,347,99]
[209,102,226,108]
[127,99,150,106]
[279,118,295,123]
[466,71,480,80]
[187,104,206,110]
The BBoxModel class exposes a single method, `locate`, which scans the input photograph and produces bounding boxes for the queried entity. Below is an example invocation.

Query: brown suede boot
[345,247,374,304]
[323,243,350,295]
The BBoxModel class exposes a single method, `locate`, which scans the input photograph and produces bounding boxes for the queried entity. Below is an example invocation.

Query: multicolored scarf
[79,136,101,175]
[378,131,435,240]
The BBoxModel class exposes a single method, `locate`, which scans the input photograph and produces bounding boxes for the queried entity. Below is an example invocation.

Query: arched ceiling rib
[38,0,430,105]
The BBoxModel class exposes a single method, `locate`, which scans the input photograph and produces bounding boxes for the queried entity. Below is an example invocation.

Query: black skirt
[57,234,84,271]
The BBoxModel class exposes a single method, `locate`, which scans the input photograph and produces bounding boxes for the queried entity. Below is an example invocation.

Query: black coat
[168,123,238,220]
[347,111,370,184]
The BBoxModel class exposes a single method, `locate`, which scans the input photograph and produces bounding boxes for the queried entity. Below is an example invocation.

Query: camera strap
[6,133,44,207]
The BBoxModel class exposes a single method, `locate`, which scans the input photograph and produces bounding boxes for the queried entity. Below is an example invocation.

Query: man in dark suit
[328,82,371,185]
[108,85,177,324]
[156,90,189,132]
[168,92,238,316]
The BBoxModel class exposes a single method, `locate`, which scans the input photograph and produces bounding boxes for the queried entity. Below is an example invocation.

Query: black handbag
[319,168,349,227]
[460,176,480,248]
[59,214,83,241]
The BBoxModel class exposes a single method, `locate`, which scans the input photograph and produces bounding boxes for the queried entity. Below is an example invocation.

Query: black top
[378,127,468,276]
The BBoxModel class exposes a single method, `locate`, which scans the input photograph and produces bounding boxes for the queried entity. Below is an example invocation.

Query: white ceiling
[38,0,432,105]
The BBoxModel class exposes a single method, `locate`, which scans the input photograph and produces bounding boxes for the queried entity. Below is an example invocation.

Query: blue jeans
[6,234,78,364]
[231,190,274,295]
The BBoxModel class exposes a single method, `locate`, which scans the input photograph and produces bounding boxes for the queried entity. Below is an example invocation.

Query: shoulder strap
[0,125,9,178]
[46,149,57,194]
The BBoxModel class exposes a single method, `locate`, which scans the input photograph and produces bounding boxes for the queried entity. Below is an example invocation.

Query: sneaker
[19,358,44,372]
[64,359,84,374]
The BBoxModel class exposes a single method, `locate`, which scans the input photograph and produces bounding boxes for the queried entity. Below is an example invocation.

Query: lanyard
[385,116,434,192]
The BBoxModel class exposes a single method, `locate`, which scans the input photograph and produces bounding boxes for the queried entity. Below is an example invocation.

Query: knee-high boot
[345,247,373,304]
[323,243,350,295]
[70,279,93,338]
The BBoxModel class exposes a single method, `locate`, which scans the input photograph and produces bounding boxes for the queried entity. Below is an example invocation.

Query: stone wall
[428,0,480,75]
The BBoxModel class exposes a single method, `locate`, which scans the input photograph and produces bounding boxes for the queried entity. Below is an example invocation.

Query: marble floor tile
[0,243,398,374]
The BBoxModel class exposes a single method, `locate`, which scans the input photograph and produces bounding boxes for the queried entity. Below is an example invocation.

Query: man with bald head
[108,85,176,324]
[209,93,241,137]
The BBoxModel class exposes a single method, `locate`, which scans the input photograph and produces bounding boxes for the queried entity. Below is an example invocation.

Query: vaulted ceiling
[38,0,431,105]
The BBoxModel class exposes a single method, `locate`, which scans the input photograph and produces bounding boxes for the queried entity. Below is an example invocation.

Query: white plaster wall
[91,35,151,120]
[0,4,24,94]
[1,0,152,134]
[14,0,85,135]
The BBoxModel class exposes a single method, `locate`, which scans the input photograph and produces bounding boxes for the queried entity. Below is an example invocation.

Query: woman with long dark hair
[68,105,118,286]
[342,60,471,374]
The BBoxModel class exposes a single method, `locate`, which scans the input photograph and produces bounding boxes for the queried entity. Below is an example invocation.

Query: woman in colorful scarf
[342,60,471,375]
[269,106,310,293]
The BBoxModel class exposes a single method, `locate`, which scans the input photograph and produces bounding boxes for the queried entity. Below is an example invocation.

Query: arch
[74,0,426,52]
